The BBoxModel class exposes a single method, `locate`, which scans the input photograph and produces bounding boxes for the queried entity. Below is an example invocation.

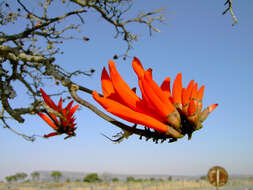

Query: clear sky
[1,0,253,180]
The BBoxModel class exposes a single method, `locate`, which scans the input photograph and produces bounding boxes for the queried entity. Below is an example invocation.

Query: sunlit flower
[38,88,79,139]
[92,57,218,139]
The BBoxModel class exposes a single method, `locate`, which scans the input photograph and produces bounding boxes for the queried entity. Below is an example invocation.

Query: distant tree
[15,172,28,181]
[75,179,81,182]
[5,175,18,183]
[66,178,71,183]
[31,172,40,182]
[83,173,102,183]
[5,176,12,183]
[112,177,119,182]
[200,176,207,180]
[168,176,172,181]
[51,171,62,182]
[126,176,135,182]
[149,177,156,182]
[135,178,143,183]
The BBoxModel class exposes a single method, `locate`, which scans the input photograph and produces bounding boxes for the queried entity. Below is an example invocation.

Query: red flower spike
[38,89,79,139]
[92,57,218,141]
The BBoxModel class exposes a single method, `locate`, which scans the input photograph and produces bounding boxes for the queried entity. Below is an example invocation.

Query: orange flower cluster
[93,57,218,139]
[38,89,79,139]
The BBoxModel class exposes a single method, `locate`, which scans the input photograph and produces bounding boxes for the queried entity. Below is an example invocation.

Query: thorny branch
[223,0,238,26]
[0,0,166,141]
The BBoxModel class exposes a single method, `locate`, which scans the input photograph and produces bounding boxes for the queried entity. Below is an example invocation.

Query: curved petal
[58,98,63,112]
[141,71,175,118]
[101,67,115,98]
[190,82,198,99]
[188,100,197,116]
[186,80,194,98]
[40,88,57,110]
[92,91,183,138]
[38,112,58,130]
[65,100,74,112]
[199,104,218,122]
[160,76,171,98]
[108,60,141,110]
[172,73,182,106]
[197,85,205,101]
[132,57,144,79]
[44,132,58,138]
[182,88,189,106]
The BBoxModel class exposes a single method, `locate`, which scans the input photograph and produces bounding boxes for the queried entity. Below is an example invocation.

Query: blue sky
[1,0,253,180]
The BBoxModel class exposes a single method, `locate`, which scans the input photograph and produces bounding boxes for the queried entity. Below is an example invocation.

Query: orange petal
[141,74,174,120]
[138,80,157,111]
[44,132,58,138]
[101,68,124,103]
[67,104,79,119]
[132,57,144,79]
[199,104,218,122]
[197,85,205,101]
[188,100,197,116]
[92,91,183,138]
[38,112,58,130]
[190,82,198,99]
[40,88,57,110]
[58,98,63,112]
[48,112,59,126]
[101,67,115,98]
[141,77,171,118]
[186,80,194,95]
[65,100,74,111]
[109,60,141,110]
[144,71,174,112]
[160,76,171,97]
[146,68,153,79]
[172,73,182,105]
[182,88,189,106]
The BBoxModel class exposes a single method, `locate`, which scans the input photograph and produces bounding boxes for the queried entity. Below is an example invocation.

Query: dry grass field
[0,180,253,190]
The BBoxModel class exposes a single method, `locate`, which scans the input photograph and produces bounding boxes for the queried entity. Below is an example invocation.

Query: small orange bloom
[93,57,218,140]
[38,88,79,139]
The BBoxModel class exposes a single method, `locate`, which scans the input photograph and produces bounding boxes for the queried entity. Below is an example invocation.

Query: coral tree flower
[38,88,79,139]
[92,57,218,139]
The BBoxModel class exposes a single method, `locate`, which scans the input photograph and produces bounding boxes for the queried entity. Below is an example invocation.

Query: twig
[223,0,238,26]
